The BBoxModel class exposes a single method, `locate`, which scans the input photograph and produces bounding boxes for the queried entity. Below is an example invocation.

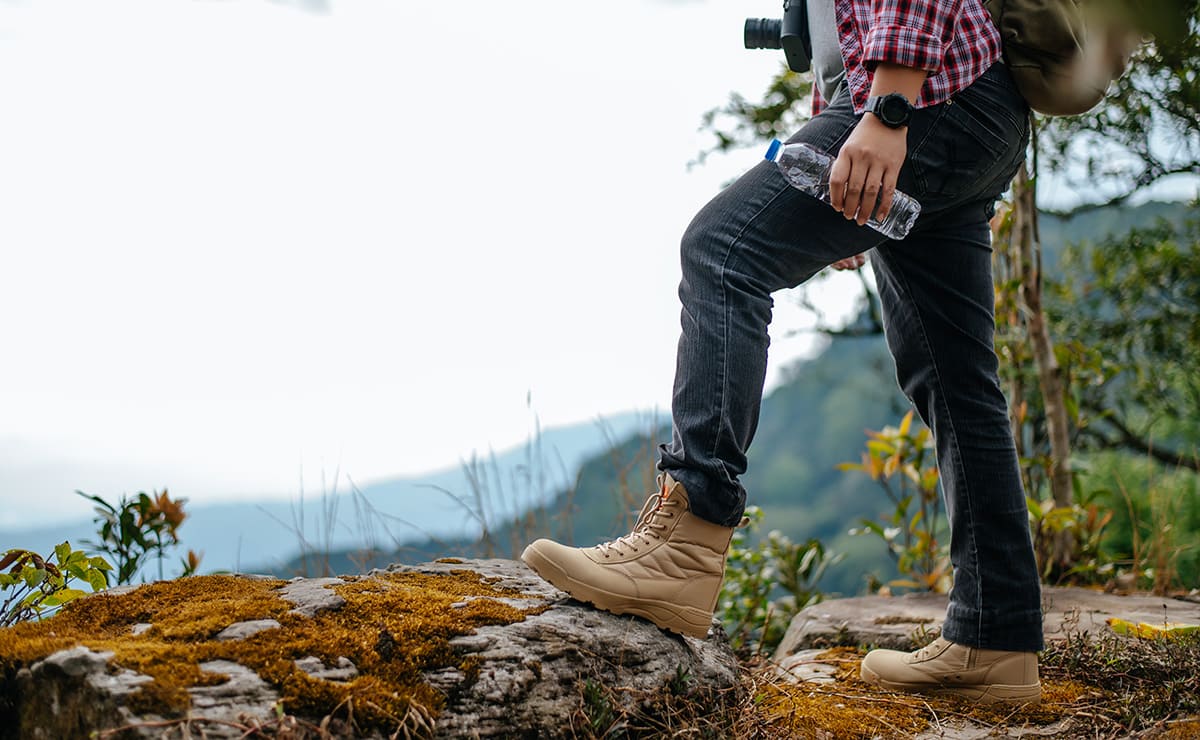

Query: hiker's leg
[523,88,891,638]
[857,61,1044,704]
[870,203,1043,652]
[657,97,891,528]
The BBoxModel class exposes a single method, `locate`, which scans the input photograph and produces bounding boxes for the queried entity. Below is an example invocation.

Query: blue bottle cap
[765,139,781,162]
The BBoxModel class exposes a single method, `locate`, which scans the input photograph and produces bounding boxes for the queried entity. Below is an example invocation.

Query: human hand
[829,113,908,226]
[831,254,867,270]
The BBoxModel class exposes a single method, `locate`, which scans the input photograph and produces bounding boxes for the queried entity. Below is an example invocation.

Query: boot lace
[913,637,951,662]
[595,492,677,558]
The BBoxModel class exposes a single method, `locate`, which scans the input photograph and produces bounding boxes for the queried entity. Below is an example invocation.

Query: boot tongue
[658,474,690,509]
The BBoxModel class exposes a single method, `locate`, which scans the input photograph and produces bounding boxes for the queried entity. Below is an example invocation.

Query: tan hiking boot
[860,636,1041,704]
[520,473,735,639]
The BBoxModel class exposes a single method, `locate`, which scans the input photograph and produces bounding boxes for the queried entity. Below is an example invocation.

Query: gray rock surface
[391,558,741,738]
[774,585,1200,657]
[2,559,740,739]
[11,647,153,740]
[214,618,282,641]
[278,576,347,617]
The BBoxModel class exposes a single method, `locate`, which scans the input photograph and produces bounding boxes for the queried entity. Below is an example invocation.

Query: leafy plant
[0,542,112,627]
[1027,486,1115,586]
[841,410,951,593]
[76,488,200,584]
[719,506,838,655]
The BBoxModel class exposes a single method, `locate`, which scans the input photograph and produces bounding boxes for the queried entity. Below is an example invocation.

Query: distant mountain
[272,200,1196,592]
[0,410,662,577]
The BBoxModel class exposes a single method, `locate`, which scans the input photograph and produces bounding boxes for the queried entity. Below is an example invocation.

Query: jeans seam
[890,255,983,640]
[710,177,794,468]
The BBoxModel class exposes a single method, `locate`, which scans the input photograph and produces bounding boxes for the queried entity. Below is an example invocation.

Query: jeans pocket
[907,98,1014,203]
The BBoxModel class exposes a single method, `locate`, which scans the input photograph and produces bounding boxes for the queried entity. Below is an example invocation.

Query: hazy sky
[1,0,1193,528]
[0,0,834,526]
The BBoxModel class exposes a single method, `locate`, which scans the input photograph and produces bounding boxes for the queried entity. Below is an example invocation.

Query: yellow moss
[459,655,483,686]
[1163,718,1200,739]
[759,650,1092,739]
[0,570,534,735]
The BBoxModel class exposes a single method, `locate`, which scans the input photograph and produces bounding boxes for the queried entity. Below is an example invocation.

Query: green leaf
[857,519,886,538]
[867,440,896,456]
[54,588,87,605]
[86,569,110,592]
[22,568,47,589]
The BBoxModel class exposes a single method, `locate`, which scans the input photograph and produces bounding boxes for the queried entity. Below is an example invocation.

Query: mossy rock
[0,559,740,738]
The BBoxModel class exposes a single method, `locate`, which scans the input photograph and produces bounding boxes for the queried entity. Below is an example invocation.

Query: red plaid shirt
[813,0,1002,115]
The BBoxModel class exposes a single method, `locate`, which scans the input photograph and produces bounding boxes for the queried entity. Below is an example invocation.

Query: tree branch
[1085,414,1200,472]
[1041,164,1200,221]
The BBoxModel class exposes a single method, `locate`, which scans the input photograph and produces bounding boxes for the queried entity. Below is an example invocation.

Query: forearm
[869,63,928,104]
[830,63,927,224]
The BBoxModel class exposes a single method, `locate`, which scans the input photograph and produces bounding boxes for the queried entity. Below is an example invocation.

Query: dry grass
[711,634,1200,740]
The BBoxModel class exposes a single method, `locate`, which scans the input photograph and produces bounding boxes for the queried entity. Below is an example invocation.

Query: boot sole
[521,545,713,639]
[860,663,1042,705]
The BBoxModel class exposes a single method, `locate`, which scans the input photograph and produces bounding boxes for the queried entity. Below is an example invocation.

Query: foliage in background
[1101,454,1200,593]
[1039,2,1199,212]
[77,488,200,585]
[0,543,112,627]
[841,411,951,593]
[718,507,839,655]
[1049,218,1200,471]
[692,69,812,168]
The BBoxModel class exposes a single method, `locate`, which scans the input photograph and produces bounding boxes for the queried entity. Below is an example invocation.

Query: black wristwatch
[866,92,914,129]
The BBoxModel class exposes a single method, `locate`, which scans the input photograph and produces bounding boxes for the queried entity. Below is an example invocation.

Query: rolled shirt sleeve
[832,0,1000,112]
[862,0,962,73]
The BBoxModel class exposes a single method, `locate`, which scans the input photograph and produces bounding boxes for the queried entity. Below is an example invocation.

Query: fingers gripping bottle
[765,139,921,240]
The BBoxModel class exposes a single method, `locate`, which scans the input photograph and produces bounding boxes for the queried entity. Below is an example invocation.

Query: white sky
[0,0,859,527]
[1,0,1193,529]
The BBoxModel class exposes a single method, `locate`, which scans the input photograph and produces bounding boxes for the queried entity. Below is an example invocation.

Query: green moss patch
[0,571,535,735]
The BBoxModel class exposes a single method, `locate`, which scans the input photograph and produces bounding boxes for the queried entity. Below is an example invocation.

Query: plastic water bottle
[765,139,921,240]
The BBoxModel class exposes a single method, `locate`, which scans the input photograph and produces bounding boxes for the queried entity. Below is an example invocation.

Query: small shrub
[719,507,838,655]
[1027,486,1115,585]
[841,410,951,593]
[76,488,200,584]
[0,542,112,626]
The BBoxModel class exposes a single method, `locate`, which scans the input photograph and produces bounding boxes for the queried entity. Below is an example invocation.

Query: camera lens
[744,18,783,50]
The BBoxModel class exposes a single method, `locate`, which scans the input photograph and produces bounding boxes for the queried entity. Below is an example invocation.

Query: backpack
[984,0,1144,115]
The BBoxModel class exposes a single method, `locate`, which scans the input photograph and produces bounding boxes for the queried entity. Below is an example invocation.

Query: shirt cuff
[863,25,945,74]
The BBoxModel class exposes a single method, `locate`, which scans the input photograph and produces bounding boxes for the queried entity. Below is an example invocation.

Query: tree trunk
[1012,161,1075,572]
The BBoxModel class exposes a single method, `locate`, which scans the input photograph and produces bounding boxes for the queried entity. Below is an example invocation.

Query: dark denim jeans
[658,62,1044,652]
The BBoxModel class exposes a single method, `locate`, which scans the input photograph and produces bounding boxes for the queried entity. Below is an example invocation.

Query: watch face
[881,95,910,124]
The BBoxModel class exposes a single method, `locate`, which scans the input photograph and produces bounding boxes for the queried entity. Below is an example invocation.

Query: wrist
[865,92,914,129]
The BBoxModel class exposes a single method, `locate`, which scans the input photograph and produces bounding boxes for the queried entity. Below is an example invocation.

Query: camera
[744,0,812,74]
